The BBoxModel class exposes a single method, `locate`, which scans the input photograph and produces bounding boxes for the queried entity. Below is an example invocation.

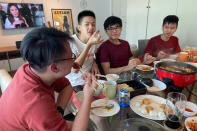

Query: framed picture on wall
[51,9,74,35]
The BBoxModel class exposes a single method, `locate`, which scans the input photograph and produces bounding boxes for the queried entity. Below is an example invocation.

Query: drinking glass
[165,92,187,130]
[102,81,117,99]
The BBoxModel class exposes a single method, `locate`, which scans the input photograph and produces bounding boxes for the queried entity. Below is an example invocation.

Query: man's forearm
[71,98,91,131]
[75,44,91,66]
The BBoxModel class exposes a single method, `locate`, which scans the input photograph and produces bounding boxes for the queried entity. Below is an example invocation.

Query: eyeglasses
[54,53,76,62]
[106,26,121,31]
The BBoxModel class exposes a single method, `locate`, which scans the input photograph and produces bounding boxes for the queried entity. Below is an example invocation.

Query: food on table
[72,62,82,69]
[145,105,154,113]
[136,65,153,71]
[118,83,134,92]
[185,107,194,112]
[160,65,194,73]
[186,118,197,131]
[142,98,151,105]
[148,86,160,91]
[135,98,166,119]
[106,74,119,81]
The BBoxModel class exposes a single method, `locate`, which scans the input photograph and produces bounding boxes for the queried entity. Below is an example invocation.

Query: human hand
[13,20,24,26]
[143,53,156,64]
[91,61,100,75]
[87,31,104,46]
[83,73,97,100]
[157,51,169,60]
[127,58,141,70]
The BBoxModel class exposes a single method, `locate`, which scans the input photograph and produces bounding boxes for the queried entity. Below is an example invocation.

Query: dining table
[68,61,197,131]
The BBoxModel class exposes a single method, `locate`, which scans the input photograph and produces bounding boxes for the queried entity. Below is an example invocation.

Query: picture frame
[51,9,74,35]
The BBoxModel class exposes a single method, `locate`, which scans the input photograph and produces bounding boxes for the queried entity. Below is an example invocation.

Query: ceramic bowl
[147,79,166,92]
[184,101,197,117]
[106,74,119,81]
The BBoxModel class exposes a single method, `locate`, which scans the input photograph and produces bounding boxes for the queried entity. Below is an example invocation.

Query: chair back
[138,39,149,57]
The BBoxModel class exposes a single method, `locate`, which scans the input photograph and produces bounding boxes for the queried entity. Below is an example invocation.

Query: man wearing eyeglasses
[98,16,140,75]
[66,10,103,86]
[0,27,97,131]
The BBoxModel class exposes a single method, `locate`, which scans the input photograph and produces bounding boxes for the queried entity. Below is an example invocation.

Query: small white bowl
[94,80,105,96]
[147,79,167,92]
[106,74,119,81]
[184,101,197,117]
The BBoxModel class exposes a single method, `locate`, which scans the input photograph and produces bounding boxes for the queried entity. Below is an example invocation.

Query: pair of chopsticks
[72,62,102,91]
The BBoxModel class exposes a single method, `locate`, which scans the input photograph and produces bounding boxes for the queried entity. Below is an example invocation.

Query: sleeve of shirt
[69,40,80,57]
[144,38,154,56]
[174,37,181,53]
[53,77,71,93]
[26,94,70,131]
[98,44,110,63]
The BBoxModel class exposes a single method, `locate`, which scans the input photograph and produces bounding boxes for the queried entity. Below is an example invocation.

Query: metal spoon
[91,103,114,109]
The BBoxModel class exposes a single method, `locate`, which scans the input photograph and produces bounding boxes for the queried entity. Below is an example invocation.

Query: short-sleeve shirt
[0,63,71,131]
[144,35,181,57]
[98,39,133,68]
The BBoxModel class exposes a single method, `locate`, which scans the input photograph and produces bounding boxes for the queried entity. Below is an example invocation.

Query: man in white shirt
[66,10,103,86]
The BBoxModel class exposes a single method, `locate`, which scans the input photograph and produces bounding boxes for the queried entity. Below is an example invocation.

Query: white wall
[125,0,197,49]
[0,0,111,46]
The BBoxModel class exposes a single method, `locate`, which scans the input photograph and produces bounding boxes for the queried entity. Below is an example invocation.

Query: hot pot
[156,61,197,87]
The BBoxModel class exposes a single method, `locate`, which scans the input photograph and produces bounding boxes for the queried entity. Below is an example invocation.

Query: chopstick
[72,62,102,91]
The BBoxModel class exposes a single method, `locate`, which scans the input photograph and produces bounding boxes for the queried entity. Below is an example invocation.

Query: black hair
[104,16,122,30]
[20,27,73,72]
[163,15,179,27]
[78,10,95,24]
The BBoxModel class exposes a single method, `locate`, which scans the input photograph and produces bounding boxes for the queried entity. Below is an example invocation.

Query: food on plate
[185,107,194,112]
[136,65,153,71]
[142,98,151,105]
[186,118,197,131]
[146,105,154,113]
[106,74,119,81]
[72,62,81,69]
[118,83,134,92]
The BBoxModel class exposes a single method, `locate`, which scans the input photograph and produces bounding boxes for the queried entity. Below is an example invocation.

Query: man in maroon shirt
[144,15,181,64]
[98,16,140,74]
[0,27,97,131]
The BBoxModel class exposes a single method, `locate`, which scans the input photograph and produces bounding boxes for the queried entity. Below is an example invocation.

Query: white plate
[130,95,166,120]
[91,99,120,117]
[147,79,167,92]
[136,65,154,71]
[185,116,197,131]
[184,101,197,117]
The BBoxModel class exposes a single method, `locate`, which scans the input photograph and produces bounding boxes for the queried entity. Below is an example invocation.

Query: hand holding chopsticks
[72,62,103,91]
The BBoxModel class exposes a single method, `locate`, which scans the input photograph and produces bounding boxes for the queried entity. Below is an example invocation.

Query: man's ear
[50,63,59,73]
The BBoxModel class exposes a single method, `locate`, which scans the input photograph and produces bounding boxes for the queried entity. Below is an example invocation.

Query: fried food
[118,83,134,92]
[146,105,154,113]
[142,98,151,105]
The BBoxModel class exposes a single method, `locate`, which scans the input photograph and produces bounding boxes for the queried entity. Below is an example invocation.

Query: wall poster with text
[51,9,74,35]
